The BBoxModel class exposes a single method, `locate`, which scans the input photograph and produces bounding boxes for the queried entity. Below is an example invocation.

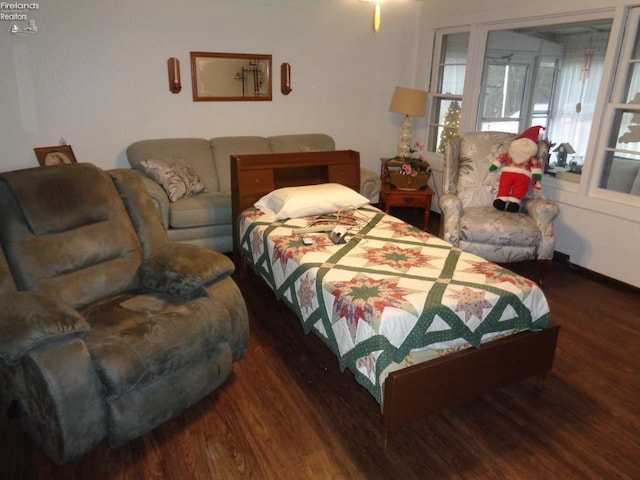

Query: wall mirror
[190,51,272,101]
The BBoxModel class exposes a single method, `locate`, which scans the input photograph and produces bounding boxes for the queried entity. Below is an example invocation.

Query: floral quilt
[238,206,551,404]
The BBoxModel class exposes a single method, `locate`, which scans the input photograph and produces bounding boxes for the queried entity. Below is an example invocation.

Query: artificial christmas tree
[438,100,461,153]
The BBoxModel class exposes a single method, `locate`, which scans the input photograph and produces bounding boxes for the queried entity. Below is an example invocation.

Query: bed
[231,149,559,446]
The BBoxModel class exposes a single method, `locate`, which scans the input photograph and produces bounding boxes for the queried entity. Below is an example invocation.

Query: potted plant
[388,141,431,190]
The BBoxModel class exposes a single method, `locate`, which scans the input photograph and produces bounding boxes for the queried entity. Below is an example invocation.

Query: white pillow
[254,183,369,220]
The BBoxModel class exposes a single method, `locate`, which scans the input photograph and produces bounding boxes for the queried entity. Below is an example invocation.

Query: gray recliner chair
[0,163,249,464]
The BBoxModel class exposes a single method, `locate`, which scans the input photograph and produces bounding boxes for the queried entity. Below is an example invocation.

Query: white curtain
[547,32,609,165]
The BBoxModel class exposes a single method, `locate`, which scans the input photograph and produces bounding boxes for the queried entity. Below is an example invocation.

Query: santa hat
[518,126,545,145]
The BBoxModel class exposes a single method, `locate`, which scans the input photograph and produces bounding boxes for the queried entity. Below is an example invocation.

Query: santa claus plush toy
[489,126,544,212]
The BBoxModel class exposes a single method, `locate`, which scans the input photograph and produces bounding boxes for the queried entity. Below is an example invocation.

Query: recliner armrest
[0,292,89,365]
[139,243,235,297]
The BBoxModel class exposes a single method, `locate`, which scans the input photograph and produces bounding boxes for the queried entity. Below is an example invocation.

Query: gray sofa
[0,163,249,464]
[127,134,381,252]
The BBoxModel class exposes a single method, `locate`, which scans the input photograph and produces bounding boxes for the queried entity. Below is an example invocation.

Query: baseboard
[377,206,638,293]
[553,251,639,293]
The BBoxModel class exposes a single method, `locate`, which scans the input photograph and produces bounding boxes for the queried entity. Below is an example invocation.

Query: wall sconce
[361,0,383,32]
[281,63,292,95]
[167,57,181,93]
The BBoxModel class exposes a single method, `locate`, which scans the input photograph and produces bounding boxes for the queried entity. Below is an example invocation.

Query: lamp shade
[389,87,428,117]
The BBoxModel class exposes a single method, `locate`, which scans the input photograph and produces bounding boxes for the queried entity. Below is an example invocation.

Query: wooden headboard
[231,149,361,252]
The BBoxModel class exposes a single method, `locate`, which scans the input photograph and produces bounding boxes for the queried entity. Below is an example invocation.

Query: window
[479,59,535,133]
[594,7,640,197]
[478,29,560,134]
[425,6,640,278]
[427,32,468,153]
[429,18,613,183]
[479,22,611,176]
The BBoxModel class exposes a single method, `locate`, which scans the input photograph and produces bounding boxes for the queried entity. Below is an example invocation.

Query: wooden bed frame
[230,150,560,446]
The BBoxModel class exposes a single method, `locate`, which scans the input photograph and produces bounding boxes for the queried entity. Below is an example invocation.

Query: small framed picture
[34,145,77,167]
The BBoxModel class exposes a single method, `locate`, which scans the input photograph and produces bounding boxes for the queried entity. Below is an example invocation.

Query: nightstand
[380,184,434,231]
[379,158,434,231]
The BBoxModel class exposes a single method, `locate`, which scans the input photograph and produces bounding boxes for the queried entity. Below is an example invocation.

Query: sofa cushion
[127,139,220,192]
[168,191,232,228]
[140,158,207,202]
[209,136,271,193]
[268,133,335,153]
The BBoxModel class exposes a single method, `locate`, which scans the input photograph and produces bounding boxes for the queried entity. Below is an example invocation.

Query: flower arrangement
[397,141,427,177]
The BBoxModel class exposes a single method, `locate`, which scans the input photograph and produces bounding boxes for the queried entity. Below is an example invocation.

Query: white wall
[2,0,638,287]
[417,0,640,288]
[0,0,421,175]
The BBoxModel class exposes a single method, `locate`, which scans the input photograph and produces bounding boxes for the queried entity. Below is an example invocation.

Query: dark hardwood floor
[1,209,639,479]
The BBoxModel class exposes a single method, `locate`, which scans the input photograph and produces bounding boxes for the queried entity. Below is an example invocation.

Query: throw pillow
[140,158,207,202]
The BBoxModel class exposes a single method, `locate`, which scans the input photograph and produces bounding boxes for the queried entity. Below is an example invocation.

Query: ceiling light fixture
[362,0,383,33]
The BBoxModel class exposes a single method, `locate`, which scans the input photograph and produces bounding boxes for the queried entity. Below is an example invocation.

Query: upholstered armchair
[439,131,559,278]
[0,163,249,464]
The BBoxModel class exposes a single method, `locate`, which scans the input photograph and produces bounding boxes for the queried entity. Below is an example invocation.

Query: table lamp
[389,86,428,158]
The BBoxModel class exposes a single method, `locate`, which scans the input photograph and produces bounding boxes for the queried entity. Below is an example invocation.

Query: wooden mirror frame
[190,51,272,101]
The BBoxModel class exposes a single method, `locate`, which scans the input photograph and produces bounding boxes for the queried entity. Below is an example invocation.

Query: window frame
[426,27,472,153]
[587,6,640,209]
[427,8,640,218]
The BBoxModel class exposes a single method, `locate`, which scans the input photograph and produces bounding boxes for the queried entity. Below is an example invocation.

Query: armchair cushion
[460,206,541,249]
[139,243,235,297]
[0,292,89,364]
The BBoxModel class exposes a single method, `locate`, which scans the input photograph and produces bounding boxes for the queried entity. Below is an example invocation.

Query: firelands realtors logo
[1,2,39,35]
